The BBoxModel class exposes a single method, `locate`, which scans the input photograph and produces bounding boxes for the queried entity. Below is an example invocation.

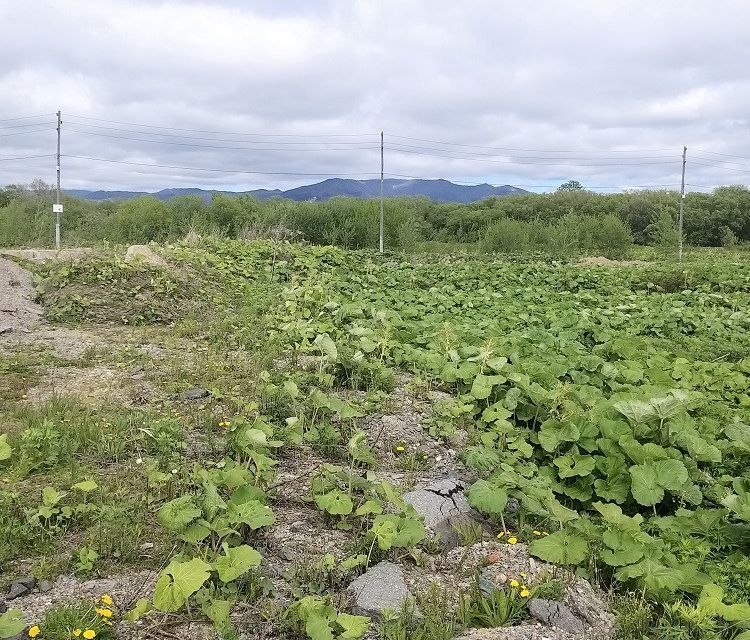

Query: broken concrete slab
[403,478,486,549]
[346,561,411,617]
[528,599,585,635]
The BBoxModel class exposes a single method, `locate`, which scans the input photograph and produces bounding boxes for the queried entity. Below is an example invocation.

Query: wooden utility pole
[678,145,686,261]
[54,110,62,250]
[379,130,384,253]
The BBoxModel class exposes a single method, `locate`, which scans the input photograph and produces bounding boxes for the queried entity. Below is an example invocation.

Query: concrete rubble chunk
[176,388,211,401]
[124,245,168,267]
[403,478,483,549]
[528,598,585,634]
[346,561,411,617]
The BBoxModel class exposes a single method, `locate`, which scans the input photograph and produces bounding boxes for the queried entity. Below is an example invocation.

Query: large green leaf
[470,374,506,400]
[529,530,588,565]
[466,479,508,516]
[336,612,370,639]
[153,558,212,612]
[538,420,580,452]
[554,453,596,479]
[629,464,663,506]
[315,490,354,516]
[0,609,26,638]
[314,333,338,361]
[157,495,202,532]
[227,499,275,529]
[0,434,12,462]
[215,544,262,583]
[306,613,334,640]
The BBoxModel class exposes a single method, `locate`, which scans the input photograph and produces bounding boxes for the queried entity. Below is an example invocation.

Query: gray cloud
[1,0,749,193]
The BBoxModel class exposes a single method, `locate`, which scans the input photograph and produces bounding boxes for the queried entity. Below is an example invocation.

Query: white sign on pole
[53,204,63,213]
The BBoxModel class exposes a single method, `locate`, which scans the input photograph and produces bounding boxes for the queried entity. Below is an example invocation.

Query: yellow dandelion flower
[533,530,542,536]
[73,630,82,637]
[497,531,507,538]
[101,594,113,606]
[507,536,518,544]
[520,588,530,598]
[395,446,405,452]
[83,630,97,640]
[542,531,549,536]
[96,608,113,618]
[510,579,519,588]
[28,627,41,638]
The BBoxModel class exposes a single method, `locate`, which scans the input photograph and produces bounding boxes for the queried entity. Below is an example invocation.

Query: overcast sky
[1,0,749,193]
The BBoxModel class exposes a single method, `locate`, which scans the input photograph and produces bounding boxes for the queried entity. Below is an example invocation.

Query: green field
[1,240,749,640]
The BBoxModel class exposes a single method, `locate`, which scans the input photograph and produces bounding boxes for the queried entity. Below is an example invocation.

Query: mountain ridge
[66,178,528,203]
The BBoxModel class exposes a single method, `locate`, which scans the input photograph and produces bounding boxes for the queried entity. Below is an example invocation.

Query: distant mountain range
[66,178,528,204]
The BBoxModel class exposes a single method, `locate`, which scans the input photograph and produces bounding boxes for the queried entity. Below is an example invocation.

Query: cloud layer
[1,0,749,192]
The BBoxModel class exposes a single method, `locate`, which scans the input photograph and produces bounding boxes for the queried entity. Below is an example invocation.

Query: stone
[447,429,469,450]
[124,245,168,267]
[528,599,585,634]
[346,561,410,617]
[177,388,211,401]
[6,581,31,600]
[16,577,36,590]
[38,580,53,593]
[0,599,6,613]
[403,478,483,549]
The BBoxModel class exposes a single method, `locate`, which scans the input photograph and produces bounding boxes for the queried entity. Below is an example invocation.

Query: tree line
[1,180,748,257]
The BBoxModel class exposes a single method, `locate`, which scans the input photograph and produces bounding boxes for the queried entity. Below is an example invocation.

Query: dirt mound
[0,257,43,334]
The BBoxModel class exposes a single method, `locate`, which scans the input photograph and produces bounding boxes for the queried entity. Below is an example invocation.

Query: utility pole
[379,130,384,253]
[54,110,62,250]
[678,145,687,261]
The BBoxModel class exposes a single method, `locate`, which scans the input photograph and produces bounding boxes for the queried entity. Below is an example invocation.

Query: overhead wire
[62,154,381,177]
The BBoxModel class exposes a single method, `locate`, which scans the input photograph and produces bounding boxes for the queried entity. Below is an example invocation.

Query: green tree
[557,180,585,192]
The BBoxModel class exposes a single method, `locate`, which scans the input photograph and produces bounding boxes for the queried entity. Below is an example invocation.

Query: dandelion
[533,530,542,536]
[101,594,113,606]
[83,630,97,639]
[28,627,41,638]
[96,608,113,618]
[395,446,405,452]
[520,572,527,578]
[520,588,530,598]
[510,579,519,588]
[507,536,518,544]
[73,630,82,637]
[542,531,550,536]
[496,531,506,538]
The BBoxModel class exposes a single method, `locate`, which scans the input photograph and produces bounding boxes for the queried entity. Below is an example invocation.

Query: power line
[65,127,380,151]
[0,121,56,130]
[63,122,379,145]
[62,154,382,176]
[0,128,55,138]
[387,141,678,161]
[387,146,683,166]
[66,113,376,137]
[0,113,56,123]
[388,133,676,154]
[690,160,750,174]
[0,154,55,162]
[691,148,750,162]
